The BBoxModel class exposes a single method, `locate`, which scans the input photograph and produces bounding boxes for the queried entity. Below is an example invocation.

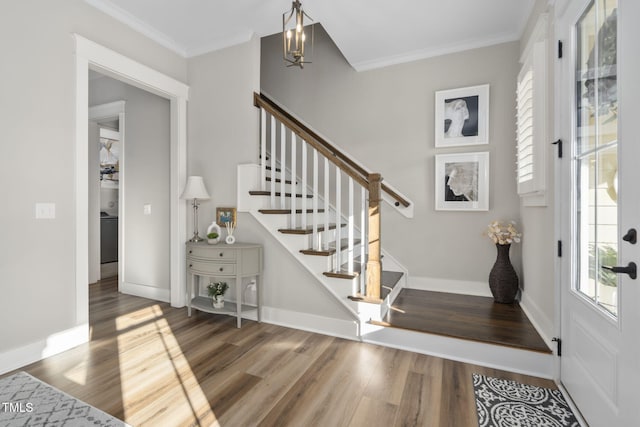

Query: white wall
[0,0,186,370]
[261,26,523,287]
[90,75,171,294]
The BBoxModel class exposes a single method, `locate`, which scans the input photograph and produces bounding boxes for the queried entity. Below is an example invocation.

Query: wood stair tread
[279,223,345,235]
[300,238,362,256]
[323,270,359,279]
[249,190,313,198]
[259,209,325,215]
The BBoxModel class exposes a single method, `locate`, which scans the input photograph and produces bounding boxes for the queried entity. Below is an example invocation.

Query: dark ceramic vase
[489,244,519,304]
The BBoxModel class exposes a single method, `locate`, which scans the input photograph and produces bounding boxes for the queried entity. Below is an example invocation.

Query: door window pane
[575,0,618,317]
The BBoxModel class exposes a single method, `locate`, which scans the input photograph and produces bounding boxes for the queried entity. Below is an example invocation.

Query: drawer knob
[189,250,192,254]
[189,264,193,268]
[219,267,224,272]
[219,253,224,257]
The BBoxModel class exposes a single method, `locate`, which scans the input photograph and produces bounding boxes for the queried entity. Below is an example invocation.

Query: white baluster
[280,123,286,209]
[260,109,266,191]
[312,149,319,249]
[290,131,297,229]
[348,177,354,274]
[324,158,329,251]
[301,142,307,228]
[335,168,342,273]
[360,186,366,295]
[270,116,276,208]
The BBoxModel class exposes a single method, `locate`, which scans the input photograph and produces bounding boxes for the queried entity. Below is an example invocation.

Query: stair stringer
[238,164,398,330]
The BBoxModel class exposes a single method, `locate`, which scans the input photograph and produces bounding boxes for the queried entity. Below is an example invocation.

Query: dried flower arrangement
[485,221,522,245]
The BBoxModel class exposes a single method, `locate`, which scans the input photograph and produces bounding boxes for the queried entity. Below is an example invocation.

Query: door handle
[623,228,637,244]
[602,262,637,280]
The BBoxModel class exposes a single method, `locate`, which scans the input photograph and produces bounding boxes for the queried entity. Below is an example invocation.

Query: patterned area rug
[473,374,580,427]
[0,371,128,426]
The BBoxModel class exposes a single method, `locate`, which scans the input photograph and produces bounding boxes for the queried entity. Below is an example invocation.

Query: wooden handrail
[254,92,410,208]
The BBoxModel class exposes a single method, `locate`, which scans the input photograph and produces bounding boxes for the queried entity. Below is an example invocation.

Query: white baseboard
[121,281,170,303]
[407,276,492,297]
[261,306,360,341]
[0,324,89,375]
[519,292,554,349]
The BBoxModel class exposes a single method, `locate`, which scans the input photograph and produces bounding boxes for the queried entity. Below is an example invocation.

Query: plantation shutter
[516,14,548,206]
[517,65,535,191]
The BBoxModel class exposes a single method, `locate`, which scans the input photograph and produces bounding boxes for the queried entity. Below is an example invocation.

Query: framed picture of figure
[434,84,490,147]
[435,152,489,211]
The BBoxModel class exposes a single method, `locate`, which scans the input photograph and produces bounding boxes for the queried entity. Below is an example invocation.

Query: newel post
[366,173,382,300]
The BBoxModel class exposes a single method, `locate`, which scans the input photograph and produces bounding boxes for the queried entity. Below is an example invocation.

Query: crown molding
[350,31,522,72]
[185,31,256,58]
[84,0,187,57]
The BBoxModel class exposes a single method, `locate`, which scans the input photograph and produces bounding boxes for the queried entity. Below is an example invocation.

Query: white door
[557,1,640,425]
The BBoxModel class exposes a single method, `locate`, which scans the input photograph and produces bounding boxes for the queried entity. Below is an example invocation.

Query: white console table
[186,241,263,328]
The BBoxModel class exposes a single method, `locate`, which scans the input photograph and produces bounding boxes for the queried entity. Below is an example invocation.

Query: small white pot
[212,295,224,309]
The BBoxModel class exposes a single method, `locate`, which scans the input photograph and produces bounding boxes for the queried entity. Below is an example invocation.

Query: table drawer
[187,246,236,261]
[188,260,236,276]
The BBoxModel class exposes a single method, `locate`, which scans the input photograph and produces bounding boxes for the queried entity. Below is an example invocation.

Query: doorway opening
[74,34,189,341]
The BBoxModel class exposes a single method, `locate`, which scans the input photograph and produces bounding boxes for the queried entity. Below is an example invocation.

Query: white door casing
[557,1,640,425]
[74,35,189,335]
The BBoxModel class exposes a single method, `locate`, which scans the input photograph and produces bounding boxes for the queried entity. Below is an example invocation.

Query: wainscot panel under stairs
[238,164,554,378]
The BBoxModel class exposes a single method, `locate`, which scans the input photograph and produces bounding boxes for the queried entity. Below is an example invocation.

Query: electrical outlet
[35,203,56,219]
[144,204,152,215]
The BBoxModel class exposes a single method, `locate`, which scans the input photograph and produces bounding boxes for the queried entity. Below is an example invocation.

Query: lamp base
[189,234,205,243]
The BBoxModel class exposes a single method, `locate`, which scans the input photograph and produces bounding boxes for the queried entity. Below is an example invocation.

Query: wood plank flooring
[4,278,557,426]
[373,289,551,353]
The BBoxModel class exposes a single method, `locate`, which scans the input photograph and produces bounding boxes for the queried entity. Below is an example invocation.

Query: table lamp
[181,176,210,242]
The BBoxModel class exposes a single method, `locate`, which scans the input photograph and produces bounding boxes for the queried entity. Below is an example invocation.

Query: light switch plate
[35,203,56,219]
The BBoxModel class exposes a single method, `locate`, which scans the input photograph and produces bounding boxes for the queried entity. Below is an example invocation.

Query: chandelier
[282,0,313,68]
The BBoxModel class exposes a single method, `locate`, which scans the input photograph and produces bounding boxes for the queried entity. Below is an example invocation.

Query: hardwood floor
[374,289,551,353]
[5,278,557,426]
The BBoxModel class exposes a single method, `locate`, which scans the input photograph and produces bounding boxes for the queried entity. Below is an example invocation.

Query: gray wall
[0,0,185,358]
[518,0,556,341]
[90,75,171,292]
[261,26,523,284]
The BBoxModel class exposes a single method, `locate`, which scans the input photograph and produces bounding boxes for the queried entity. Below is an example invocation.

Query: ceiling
[85,0,535,71]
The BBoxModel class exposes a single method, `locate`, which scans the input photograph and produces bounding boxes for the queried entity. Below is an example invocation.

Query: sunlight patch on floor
[116,304,216,425]
[115,304,165,331]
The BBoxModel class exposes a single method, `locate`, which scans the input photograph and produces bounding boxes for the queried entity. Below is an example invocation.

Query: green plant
[207,232,219,239]
[207,281,228,297]
[589,244,618,287]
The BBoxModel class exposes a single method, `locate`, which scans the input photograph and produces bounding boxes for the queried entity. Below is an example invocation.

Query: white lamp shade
[181,176,210,200]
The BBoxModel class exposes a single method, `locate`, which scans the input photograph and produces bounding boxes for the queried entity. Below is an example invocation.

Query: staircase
[237,93,413,333]
[237,93,555,378]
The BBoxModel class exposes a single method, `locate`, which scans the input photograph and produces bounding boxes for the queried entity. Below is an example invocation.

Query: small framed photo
[216,207,237,227]
[434,84,489,147]
[435,152,489,211]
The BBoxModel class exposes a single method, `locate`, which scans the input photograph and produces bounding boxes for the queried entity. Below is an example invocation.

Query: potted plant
[207,232,220,244]
[206,222,221,244]
[207,281,228,308]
